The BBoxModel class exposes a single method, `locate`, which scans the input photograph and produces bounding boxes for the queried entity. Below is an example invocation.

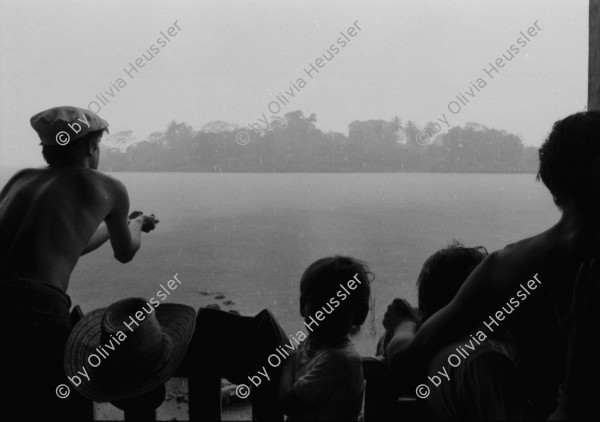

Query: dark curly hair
[41,128,107,167]
[537,110,600,209]
[299,255,373,329]
[417,240,488,323]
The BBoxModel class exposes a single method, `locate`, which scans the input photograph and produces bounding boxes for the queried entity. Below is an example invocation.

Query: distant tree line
[100,111,539,173]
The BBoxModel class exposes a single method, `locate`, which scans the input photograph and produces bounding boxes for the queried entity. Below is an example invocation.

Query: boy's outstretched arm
[81,211,159,256]
[388,252,505,385]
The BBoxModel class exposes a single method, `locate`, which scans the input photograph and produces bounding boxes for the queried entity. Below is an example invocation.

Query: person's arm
[387,320,417,357]
[388,252,505,384]
[104,180,157,263]
[82,211,157,256]
[379,298,419,357]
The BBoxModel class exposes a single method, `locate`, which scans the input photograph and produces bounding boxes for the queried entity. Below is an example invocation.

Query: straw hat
[64,297,195,401]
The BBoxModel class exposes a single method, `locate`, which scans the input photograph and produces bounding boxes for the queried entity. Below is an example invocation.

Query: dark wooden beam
[590,0,600,109]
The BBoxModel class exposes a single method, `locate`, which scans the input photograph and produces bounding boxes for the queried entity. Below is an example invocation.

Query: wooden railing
[70,307,426,421]
[103,358,425,421]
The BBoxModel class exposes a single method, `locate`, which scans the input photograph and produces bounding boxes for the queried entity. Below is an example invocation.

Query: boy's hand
[128,210,144,220]
[383,298,418,332]
[139,214,159,233]
[128,211,159,232]
[378,298,418,358]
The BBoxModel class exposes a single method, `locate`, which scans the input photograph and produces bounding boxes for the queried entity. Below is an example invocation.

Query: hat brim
[64,303,196,402]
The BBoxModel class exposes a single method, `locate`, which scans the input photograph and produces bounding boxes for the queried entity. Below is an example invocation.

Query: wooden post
[116,384,164,422]
[189,375,222,421]
[590,0,600,109]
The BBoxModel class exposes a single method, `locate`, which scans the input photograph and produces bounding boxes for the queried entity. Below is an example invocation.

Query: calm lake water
[1,171,559,355]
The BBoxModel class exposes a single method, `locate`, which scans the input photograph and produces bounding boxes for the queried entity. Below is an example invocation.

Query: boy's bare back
[0,166,128,291]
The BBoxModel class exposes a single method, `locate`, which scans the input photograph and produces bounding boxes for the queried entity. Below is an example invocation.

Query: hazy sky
[0,0,588,169]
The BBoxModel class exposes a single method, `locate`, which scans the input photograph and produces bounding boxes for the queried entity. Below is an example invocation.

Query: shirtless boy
[0,106,158,419]
[388,110,600,418]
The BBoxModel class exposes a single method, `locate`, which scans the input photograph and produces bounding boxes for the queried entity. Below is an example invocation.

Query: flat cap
[30,106,109,146]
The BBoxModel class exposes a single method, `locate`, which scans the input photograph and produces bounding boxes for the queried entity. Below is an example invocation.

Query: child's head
[299,256,372,343]
[417,240,488,323]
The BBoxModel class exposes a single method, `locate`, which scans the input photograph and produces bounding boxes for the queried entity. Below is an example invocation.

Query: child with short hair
[279,256,372,421]
[376,240,488,357]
